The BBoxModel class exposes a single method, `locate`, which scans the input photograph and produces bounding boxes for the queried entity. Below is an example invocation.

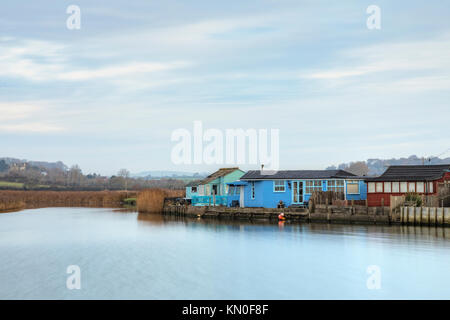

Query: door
[292,181,304,204]
[239,186,245,207]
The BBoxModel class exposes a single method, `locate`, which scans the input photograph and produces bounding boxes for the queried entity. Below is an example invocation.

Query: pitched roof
[240,169,356,180]
[365,164,450,182]
[199,167,242,184]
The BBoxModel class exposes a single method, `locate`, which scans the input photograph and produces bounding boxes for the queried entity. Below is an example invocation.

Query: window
[327,180,344,193]
[305,180,323,194]
[368,182,375,193]
[408,182,415,192]
[384,182,391,193]
[428,182,434,193]
[392,182,400,193]
[191,186,197,193]
[347,180,360,194]
[235,186,241,195]
[417,182,424,193]
[228,186,235,195]
[273,180,285,192]
[400,182,407,193]
[251,182,255,199]
[376,182,383,193]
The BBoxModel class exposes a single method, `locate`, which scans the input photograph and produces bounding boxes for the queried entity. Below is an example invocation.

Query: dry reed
[0,190,134,212]
[137,188,185,213]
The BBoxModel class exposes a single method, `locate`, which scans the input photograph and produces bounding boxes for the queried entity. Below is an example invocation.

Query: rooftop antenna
[427,148,450,164]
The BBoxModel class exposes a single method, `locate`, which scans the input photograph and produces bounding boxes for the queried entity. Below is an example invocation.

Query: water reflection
[137,212,449,241]
[0,208,449,299]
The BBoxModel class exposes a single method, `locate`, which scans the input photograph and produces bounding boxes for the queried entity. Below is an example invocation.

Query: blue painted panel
[346,180,367,201]
[192,195,227,206]
[243,180,292,208]
[185,186,198,199]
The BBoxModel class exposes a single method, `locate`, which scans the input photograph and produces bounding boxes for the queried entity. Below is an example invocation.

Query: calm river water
[0,207,449,299]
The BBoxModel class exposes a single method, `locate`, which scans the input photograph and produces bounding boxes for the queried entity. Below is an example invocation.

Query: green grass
[0,181,24,188]
[123,197,137,205]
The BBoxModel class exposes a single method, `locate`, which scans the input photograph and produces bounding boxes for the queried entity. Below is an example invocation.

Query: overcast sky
[1,1,449,175]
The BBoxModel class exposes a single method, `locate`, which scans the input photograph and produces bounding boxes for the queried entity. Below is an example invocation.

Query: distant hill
[327,155,450,176]
[132,170,208,180]
[0,157,68,171]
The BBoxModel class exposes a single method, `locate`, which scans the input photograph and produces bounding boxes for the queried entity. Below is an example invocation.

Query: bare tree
[118,169,131,194]
[345,161,369,176]
[68,165,83,186]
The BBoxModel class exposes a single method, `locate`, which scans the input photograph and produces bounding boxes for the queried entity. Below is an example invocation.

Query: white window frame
[384,182,391,193]
[408,182,416,193]
[400,182,408,193]
[428,182,434,194]
[346,180,360,194]
[392,182,400,193]
[273,180,286,192]
[368,182,376,193]
[376,182,383,193]
[416,182,424,193]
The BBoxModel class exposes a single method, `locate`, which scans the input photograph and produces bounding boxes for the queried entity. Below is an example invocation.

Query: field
[0,181,24,189]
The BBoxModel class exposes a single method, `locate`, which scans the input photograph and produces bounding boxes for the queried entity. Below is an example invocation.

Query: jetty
[163,202,450,227]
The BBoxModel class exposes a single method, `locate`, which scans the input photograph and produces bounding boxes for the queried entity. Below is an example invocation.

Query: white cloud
[0,103,40,120]
[302,34,450,81]
[0,38,190,82]
[58,61,189,81]
[0,123,64,133]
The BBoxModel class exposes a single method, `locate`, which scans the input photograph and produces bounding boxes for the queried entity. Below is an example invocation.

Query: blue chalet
[188,167,245,206]
[233,170,367,208]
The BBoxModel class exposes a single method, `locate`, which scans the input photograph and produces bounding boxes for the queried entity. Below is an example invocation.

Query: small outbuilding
[365,164,450,207]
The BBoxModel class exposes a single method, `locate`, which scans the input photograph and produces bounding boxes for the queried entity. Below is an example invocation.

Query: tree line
[0,160,185,191]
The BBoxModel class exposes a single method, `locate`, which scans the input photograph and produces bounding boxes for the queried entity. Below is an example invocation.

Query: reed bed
[137,188,185,213]
[0,200,26,213]
[0,190,134,212]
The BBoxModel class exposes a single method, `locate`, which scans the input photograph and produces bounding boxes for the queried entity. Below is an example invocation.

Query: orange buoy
[278,213,285,220]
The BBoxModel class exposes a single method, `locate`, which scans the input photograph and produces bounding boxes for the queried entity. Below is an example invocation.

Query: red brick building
[365,165,450,207]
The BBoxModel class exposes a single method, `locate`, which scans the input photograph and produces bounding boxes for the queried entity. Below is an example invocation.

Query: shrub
[405,192,422,207]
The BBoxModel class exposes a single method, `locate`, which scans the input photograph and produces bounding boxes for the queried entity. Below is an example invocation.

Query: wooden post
[381,198,384,217]
[435,207,438,226]
[400,207,403,224]
[419,206,423,226]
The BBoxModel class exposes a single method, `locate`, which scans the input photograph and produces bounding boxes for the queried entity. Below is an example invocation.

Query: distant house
[191,168,245,206]
[235,170,367,208]
[365,165,450,207]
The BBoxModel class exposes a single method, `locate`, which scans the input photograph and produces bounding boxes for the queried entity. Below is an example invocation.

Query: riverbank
[163,204,450,227]
[0,190,135,212]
